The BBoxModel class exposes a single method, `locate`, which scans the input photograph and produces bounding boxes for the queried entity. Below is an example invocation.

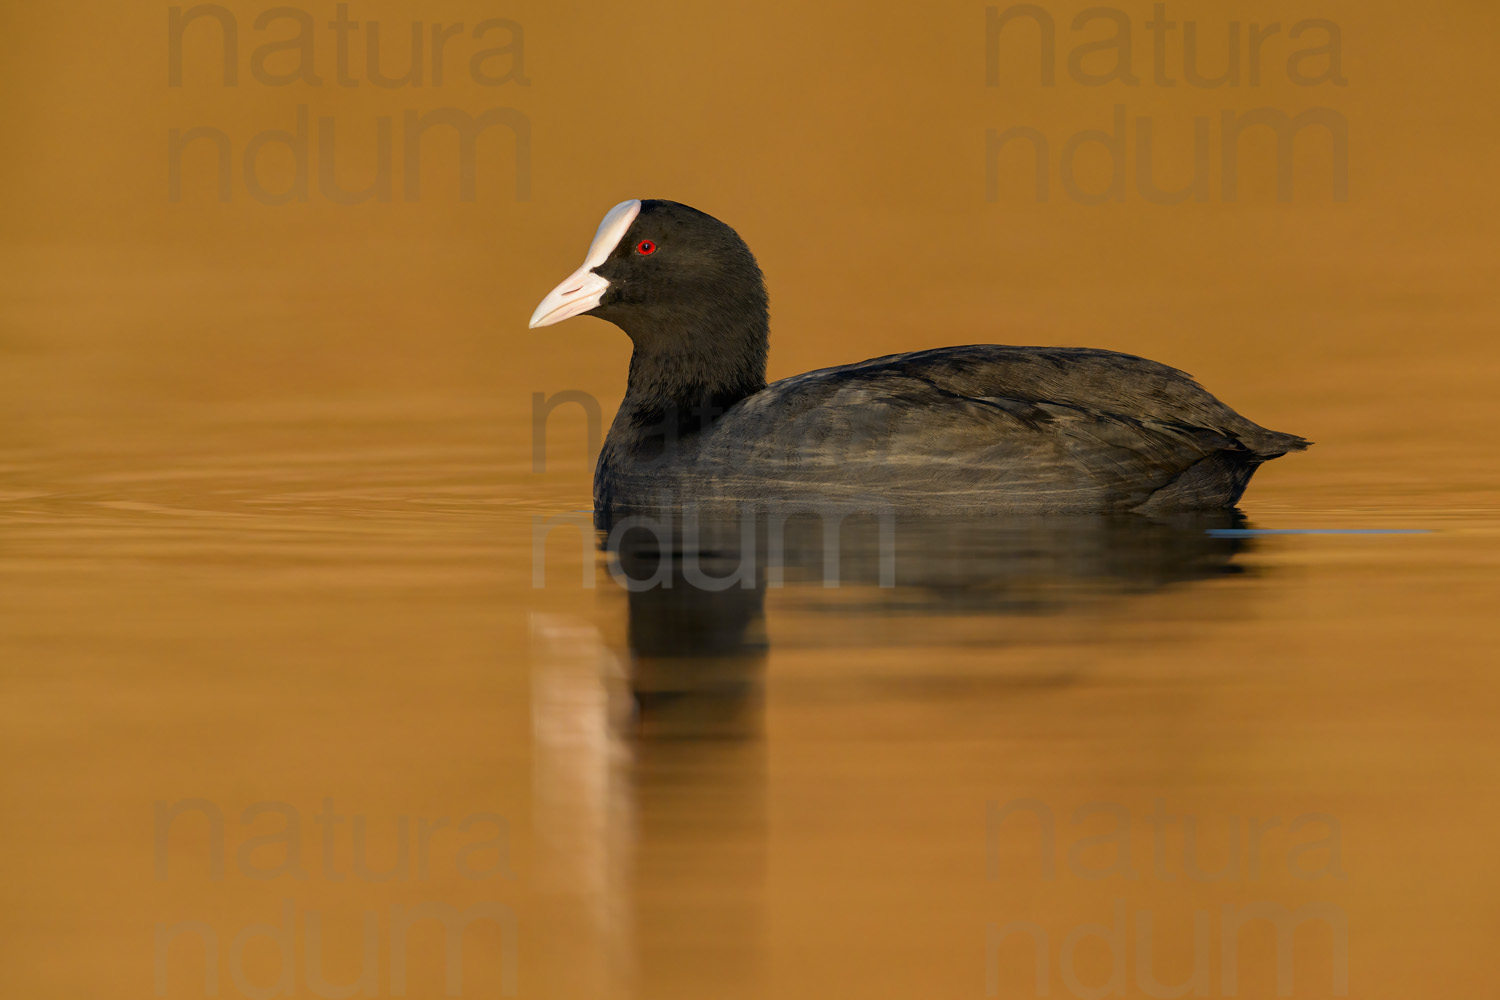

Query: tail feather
[1244,427,1311,459]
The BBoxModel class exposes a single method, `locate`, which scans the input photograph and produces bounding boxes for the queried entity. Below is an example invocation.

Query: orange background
[3,2,1498,998]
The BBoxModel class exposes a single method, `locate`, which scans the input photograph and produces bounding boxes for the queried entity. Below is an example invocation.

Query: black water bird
[530,199,1308,514]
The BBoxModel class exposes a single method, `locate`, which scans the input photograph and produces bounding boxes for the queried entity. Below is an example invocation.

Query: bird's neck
[618,307,768,434]
[612,306,769,451]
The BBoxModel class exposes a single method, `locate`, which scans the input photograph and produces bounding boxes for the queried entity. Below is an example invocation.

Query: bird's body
[596,344,1305,514]
[530,200,1308,515]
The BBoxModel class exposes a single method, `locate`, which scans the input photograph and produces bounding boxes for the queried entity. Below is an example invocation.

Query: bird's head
[528,199,768,355]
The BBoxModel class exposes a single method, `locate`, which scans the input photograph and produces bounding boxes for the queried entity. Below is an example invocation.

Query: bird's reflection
[532,508,1256,996]
[596,506,1252,737]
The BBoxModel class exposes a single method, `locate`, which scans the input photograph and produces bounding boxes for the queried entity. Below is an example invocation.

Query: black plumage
[535,199,1308,514]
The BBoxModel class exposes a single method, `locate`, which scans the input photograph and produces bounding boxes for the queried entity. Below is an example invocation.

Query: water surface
[2,250,1495,997]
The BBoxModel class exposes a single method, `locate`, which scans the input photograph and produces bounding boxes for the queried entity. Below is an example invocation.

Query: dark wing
[826,345,1308,457]
[694,346,1306,512]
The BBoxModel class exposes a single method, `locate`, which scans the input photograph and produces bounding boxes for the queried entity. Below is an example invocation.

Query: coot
[529,199,1308,514]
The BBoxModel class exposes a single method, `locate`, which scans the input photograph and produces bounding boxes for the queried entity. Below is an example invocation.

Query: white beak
[528,199,642,329]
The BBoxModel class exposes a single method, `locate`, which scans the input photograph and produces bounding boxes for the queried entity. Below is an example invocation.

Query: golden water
[4,1,1499,996]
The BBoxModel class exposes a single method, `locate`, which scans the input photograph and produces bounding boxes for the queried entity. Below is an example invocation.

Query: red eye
[635,239,657,255]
